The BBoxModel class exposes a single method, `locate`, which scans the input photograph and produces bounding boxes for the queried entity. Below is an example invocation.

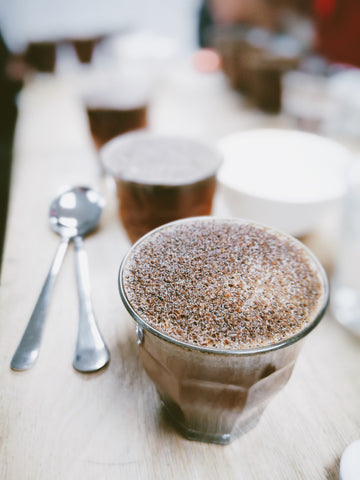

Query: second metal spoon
[50,186,110,373]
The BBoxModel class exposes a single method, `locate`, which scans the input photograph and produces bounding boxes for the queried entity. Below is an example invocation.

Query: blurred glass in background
[200,0,360,131]
[332,158,360,337]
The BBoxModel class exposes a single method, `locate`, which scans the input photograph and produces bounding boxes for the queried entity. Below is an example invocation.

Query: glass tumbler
[101,133,222,243]
[332,158,360,336]
[119,218,329,444]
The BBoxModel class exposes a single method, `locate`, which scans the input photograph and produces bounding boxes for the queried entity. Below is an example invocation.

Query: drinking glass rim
[118,216,329,356]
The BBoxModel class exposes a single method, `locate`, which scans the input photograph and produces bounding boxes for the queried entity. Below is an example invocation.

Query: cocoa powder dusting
[123,219,325,350]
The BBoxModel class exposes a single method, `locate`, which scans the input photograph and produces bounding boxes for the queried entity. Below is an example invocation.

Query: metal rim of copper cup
[118,216,329,356]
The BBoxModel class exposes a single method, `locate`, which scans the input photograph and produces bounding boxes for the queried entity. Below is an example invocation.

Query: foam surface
[123,218,325,350]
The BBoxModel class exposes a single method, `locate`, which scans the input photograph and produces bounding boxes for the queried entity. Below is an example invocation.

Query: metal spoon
[10,186,110,372]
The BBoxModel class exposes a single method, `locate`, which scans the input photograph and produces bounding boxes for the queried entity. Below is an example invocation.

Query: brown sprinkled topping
[123,218,325,350]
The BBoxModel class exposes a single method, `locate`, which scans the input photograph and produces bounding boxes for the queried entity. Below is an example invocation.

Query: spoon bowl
[49,186,103,238]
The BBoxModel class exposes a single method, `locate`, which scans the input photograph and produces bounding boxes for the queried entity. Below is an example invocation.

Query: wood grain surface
[1,69,360,480]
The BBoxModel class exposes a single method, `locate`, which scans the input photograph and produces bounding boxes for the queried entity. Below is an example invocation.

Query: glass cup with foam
[118,217,329,444]
[100,132,222,243]
[81,69,150,150]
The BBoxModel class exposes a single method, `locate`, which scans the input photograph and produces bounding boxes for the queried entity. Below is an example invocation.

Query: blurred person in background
[199,0,360,67]
[0,32,25,280]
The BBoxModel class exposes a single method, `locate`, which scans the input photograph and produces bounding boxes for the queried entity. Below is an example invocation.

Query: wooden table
[1,65,360,480]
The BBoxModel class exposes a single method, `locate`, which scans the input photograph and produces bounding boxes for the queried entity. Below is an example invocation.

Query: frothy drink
[119,218,328,444]
[124,219,325,347]
[101,134,222,243]
[82,72,149,150]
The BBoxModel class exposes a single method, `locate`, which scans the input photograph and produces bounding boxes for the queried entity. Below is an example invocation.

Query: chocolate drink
[25,41,57,72]
[87,106,147,149]
[120,217,328,443]
[101,134,222,243]
[118,177,216,244]
[124,219,325,349]
[244,38,301,113]
[72,36,103,63]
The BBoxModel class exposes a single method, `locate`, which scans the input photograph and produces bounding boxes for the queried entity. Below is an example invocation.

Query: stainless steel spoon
[10,186,110,372]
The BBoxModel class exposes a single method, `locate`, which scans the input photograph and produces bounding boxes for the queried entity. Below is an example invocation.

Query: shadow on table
[325,456,340,480]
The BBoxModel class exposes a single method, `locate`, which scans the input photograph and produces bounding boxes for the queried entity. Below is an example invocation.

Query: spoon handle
[73,235,110,372]
[10,238,69,371]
